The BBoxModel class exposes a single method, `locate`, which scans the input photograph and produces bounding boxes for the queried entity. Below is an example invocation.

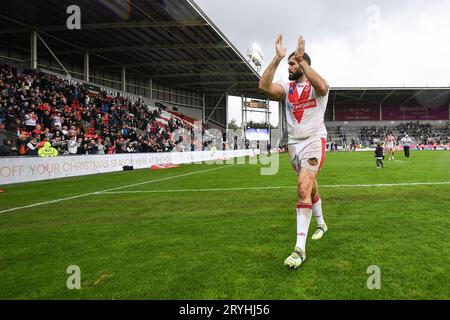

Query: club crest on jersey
[307,158,319,166]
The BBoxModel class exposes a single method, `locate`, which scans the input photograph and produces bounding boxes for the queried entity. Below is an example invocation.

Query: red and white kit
[279,80,329,174]
[385,135,395,149]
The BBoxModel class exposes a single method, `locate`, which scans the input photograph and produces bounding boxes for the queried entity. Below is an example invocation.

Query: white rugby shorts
[288,137,327,174]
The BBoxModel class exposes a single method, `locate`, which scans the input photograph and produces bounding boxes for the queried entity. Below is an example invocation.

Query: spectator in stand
[51,130,65,149]
[61,125,69,137]
[5,106,16,132]
[87,139,98,155]
[51,112,62,129]
[0,103,5,125]
[122,125,129,138]
[102,113,109,127]
[31,123,44,137]
[0,139,13,156]
[116,137,127,153]
[96,138,105,155]
[106,144,115,154]
[76,138,87,155]
[103,136,112,150]
[25,136,39,156]
[67,136,80,155]
[24,111,37,132]
[126,142,135,153]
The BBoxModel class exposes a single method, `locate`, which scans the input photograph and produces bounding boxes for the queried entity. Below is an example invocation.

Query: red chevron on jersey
[288,81,316,124]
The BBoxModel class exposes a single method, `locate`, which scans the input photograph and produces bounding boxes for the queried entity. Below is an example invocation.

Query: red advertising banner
[335,104,380,121]
[382,104,449,120]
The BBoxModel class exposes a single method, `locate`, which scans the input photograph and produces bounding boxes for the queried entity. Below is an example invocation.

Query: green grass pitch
[0,150,449,299]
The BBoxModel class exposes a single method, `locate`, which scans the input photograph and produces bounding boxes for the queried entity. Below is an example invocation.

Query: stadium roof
[0,0,262,97]
[329,87,450,108]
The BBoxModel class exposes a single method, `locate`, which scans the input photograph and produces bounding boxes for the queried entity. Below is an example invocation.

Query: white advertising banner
[0,149,259,185]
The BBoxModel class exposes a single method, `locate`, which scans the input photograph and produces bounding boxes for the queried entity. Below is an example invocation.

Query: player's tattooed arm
[259,35,286,101]
[295,36,329,97]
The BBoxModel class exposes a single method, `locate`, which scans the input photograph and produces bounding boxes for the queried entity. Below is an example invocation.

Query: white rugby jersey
[279,80,329,143]
[385,135,396,144]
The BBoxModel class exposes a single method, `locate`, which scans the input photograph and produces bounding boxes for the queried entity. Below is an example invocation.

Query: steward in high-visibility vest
[38,141,59,157]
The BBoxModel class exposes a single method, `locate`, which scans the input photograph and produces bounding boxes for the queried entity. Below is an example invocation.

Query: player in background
[259,35,329,269]
[384,133,396,160]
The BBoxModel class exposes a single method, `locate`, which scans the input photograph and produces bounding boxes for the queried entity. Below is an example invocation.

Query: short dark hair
[288,52,311,66]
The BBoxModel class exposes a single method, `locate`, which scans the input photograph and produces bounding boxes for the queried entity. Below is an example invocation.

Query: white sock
[295,203,313,252]
[312,195,325,225]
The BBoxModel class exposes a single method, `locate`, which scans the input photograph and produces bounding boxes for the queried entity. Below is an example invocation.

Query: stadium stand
[323,88,450,149]
[0,62,223,157]
[325,121,450,149]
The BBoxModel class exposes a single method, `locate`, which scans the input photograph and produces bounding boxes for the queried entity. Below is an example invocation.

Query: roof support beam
[422,90,450,105]
[379,89,397,105]
[102,60,245,69]
[206,91,226,124]
[335,92,380,104]
[204,87,262,94]
[0,20,209,34]
[37,32,71,77]
[356,90,367,107]
[84,51,90,82]
[45,43,229,55]
[121,67,126,92]
[172,81,257,87]
[400,89,425,106]
[153,71,255,79]
[90,43,229,53]
[202,92,206,123]
[149,77,153,100]
[30,31,37,69]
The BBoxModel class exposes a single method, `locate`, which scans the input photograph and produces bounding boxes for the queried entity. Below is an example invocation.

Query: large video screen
[245,128,270,141]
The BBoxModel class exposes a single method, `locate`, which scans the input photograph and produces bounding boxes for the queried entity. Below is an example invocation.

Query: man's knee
[298,169,318,201]
[298,182,314,202]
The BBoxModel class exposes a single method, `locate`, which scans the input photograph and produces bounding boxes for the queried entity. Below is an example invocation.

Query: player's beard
[288,71,303,81]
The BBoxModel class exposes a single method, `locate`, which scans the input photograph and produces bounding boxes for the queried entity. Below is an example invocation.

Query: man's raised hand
[295,35,305,63]
[276,35,286,59]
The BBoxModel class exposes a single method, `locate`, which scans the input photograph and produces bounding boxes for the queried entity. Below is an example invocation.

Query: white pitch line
[0,165,235,215]
[100,164,236,192]
[98,181,450,194]
[0,192,105,215]
[320,181,450,188]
